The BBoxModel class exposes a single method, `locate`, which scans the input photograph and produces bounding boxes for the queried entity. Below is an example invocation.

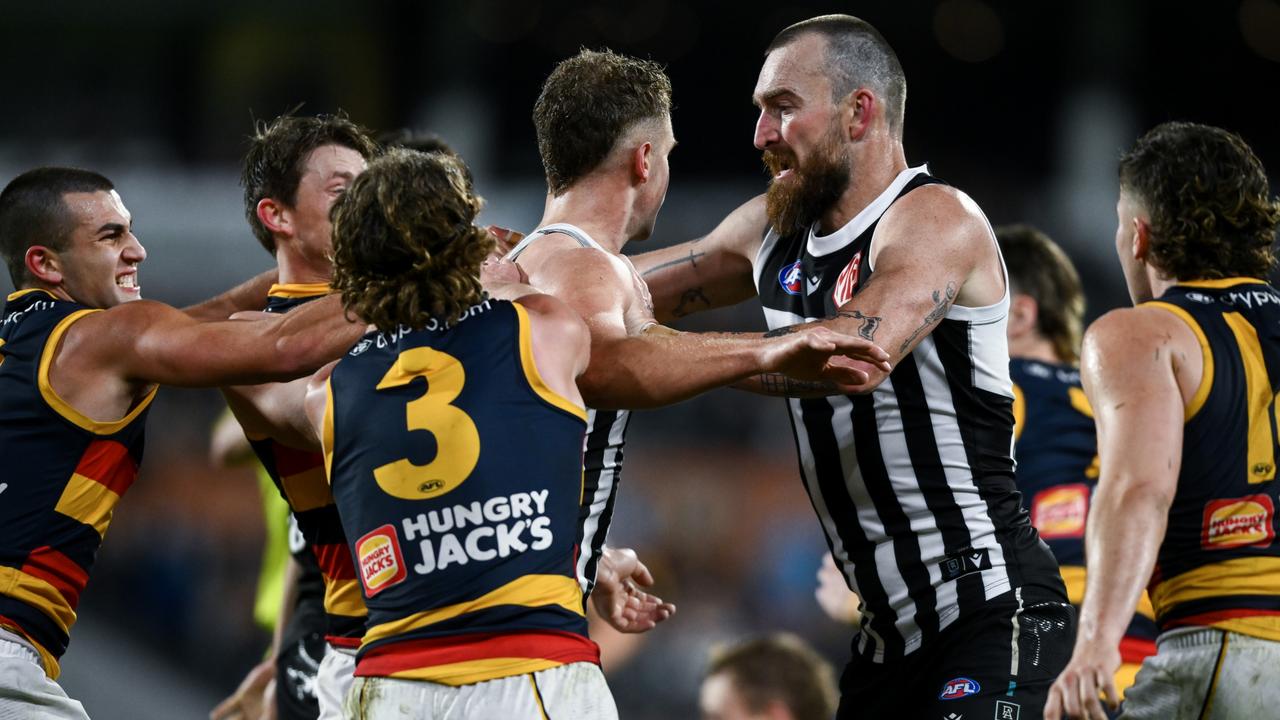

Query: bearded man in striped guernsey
[1046,124,1280,720]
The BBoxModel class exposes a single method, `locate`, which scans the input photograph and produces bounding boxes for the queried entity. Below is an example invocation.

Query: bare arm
[630,195,765,322]
[742,185,1000,396]
[1046,308,1190,720]
[223,373,323,454]
[534,247,887,409]
[183,269,277,322]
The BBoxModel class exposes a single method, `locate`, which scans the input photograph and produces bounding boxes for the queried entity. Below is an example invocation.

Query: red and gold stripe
[53,440,138,536]
[356,629,598,686]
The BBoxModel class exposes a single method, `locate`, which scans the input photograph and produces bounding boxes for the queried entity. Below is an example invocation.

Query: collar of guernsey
[267,282,331,298]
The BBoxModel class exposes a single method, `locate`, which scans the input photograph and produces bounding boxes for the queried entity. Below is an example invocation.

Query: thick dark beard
[763,134,851,237]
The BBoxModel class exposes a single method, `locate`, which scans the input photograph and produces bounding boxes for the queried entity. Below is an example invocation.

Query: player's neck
[1009,335,1063,365]
[818,139,908,236]
[539,181,634,255]
[274,240,333,286]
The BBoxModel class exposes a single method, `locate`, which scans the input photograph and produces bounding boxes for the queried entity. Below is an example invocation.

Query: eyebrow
[753,88,800,108]
[329,171,356,182]
[96,222,127,237]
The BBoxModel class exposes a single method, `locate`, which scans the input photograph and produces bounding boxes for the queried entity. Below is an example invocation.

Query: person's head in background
[378,128,457,157]
[700,633,838,720]
[998,224,1085,365]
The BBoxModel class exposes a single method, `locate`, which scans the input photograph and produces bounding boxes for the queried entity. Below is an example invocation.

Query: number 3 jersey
[1144,278,1280,640]
[323,298,596,685]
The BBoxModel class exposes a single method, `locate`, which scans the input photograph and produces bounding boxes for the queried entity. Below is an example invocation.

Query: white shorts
[344,661,617,720]
[1120,627,1280,719]
[316,643,357,720]
[0,629,90,720]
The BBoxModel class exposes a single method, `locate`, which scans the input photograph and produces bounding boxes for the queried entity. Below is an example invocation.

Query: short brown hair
[330,149,494,332]
[1119,121,1280,281]
[241,113,378,255]
[0,167,114,287]
[998,224,1085,364]
[533,49,672,195]
[768,15,907,135]
[704,633,837,720]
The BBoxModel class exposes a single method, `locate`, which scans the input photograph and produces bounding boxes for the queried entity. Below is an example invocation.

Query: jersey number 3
[373,347,480,499]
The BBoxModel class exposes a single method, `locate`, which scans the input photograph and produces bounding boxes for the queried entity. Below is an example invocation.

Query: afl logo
[939,677,981,700]
[779,261,803,295]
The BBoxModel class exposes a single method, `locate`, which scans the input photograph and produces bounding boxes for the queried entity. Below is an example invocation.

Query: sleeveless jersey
[247,283,362,647]
[0,289,155,678]
[506,224,631,595]
[1011,358,1157,661]
[324,299,595,685]
[1144,278,1280,641]
[754,166,1064,663]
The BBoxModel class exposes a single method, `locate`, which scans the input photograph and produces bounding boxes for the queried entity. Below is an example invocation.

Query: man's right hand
[210,658,276,720]
[760,325,891,387]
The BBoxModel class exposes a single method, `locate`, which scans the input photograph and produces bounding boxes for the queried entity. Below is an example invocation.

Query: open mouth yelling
[763,150,797,181]
[116,273,140,293]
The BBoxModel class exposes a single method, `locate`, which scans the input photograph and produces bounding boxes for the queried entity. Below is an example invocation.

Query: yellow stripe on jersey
[1011,382,1025,442]
[0,617,61,680]
[362,574,585,646]
[0,567,75,638]
[267,282,331,298]
[1067,386,1094,418]
[325,577,367,618]
[1152,556,1280,618]
[281,466,333,512]
[37,309,158,434]
[53,472,121,537]
[5,288,56,302]
[1222,312,1278,484]
[512,303,588,422]
[1060,564,1155,619]
[387,656,565,686]
[322,378,336,484]
[1179,277,1269,290]
[1143,301,1214,421]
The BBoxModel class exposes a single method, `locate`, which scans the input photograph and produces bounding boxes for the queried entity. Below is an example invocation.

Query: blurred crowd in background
[2,1,1276,717]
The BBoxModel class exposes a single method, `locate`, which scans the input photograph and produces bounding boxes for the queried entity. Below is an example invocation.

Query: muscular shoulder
[514,293,590,345]
[876,184,993,258]
[1082,306,1198,398]
[57,299,184,358]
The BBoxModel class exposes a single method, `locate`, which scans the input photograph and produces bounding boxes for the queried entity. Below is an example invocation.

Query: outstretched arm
[591,546,676,633]
[1046,308,1188,720]
[182,269,278,322]
[630,195,766,322]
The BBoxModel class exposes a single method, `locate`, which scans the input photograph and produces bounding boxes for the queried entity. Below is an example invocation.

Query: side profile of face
[753,33,853,236]
[1114,189,1154,304]
[52,189,146,309]
[287,143,367,263]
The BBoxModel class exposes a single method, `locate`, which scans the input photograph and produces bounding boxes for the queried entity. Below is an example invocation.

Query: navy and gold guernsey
[1144,278,1280,640]
[0,289,156,678]
[1011,358,1158,671]
[248,283,364,649]
[324,298,594,685]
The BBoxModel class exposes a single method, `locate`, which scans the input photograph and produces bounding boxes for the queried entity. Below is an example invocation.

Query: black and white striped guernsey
[506,223,631,595]
[755,166,1062,663]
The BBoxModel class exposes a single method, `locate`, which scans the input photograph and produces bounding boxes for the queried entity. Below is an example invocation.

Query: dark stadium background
[1,1,1276,717]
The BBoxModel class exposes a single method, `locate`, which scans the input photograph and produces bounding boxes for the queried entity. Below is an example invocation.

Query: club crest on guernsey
[779,260,803,295]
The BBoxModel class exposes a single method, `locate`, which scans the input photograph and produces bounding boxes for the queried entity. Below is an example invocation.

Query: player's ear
[1008,293,1038,340]
[845,88,874,141]
[631,142,653,184]
[257,197,292,239]
[24,245,63,286]
[1131,216,1151,262]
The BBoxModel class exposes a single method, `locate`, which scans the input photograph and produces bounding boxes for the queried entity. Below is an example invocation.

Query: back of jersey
[1146,278,1280,641]
[325,298,594,685]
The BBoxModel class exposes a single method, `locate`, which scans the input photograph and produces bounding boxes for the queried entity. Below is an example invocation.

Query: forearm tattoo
[836,309,881,341]
[757,373,838,396]
[672,287,711,318]
[898,282,958,355]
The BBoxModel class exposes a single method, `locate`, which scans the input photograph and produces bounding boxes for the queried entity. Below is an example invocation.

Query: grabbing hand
[1045,642,1121,720]
[592,546,676,633]
[815,554,862,625]
[760,326,891,386]
[485,225,526,256]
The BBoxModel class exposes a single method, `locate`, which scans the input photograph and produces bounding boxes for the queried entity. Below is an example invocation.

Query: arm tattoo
[836,309,881,341]
[763,324,798,338]
[640,239,706,278]
[672,287,711,318]
[897,282,958,356]
[758,373,838,396]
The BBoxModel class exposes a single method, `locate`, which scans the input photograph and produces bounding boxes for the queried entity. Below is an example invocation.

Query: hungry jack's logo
[1032,484,1089,539]
[357,524,408,596]
[1201,495,1275,550]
